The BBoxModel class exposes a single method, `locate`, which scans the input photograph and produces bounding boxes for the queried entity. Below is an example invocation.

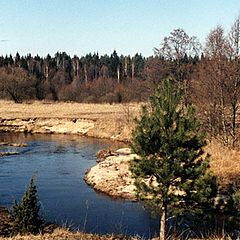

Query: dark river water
[0,133,160,238]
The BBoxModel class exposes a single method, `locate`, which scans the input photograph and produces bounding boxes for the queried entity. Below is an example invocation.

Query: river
[0,133,160,238]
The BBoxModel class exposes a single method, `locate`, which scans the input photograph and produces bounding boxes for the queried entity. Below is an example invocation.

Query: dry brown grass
[0,100,141,120]
[206,140,240,190]
[0,228,138,240]
[0,229,231,240]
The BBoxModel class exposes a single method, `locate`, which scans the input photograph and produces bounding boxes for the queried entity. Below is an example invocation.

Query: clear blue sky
[0,0,240,58]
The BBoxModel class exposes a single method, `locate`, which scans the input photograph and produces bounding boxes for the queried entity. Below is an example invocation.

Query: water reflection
[0,133,160,238]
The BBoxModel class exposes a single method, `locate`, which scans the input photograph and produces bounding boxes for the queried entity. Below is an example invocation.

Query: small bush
[11,176,45,235]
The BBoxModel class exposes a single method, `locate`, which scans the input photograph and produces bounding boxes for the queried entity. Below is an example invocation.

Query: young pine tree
[130,79,218,240]
[12,176,45,235]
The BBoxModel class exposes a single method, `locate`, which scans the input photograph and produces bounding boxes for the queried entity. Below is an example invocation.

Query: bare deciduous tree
[154,29,201,109]
[0,66,36,103]
[193,21,240,148]
[154,28,201,62]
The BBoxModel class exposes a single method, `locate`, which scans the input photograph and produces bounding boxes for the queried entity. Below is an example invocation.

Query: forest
[1,19,240,150]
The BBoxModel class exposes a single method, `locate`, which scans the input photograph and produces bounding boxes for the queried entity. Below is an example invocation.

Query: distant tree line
[0,51,145,103]
[1,18,240,148]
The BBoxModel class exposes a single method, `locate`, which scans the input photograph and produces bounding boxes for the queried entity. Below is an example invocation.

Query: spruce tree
[130,79,218,240]
[12,176,45,235]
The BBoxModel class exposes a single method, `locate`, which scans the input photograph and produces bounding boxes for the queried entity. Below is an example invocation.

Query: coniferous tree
[12,176,45,235]
[130,78,218,240]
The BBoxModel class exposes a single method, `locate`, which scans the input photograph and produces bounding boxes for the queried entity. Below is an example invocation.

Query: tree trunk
[131,61,135,79]
[76,59,79,76]
[117,65,120,84]
[232,103,237,148]
[84,64,88,84]
[220,87,228,145]
[45,65,49,79]
[124,57,128,76]
[160,206,167,240]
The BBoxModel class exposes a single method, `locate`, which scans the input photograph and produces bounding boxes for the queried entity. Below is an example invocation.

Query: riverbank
[0,100,140,142]
[84,148,137,200]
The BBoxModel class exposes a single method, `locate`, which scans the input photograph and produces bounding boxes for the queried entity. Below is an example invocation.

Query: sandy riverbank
[0,100,141,142]
[84,148,137,200]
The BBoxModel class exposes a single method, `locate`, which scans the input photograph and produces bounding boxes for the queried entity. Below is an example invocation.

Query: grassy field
[0,100,141,120]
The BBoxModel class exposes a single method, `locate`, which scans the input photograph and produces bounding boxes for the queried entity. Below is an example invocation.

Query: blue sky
[0,0,240,57]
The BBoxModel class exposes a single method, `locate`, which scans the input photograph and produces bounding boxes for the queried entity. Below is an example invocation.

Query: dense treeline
[1,18,240,149]
[0,51,145,103]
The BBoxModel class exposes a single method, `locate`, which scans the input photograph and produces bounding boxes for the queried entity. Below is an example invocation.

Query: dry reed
[206,140,240,190]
